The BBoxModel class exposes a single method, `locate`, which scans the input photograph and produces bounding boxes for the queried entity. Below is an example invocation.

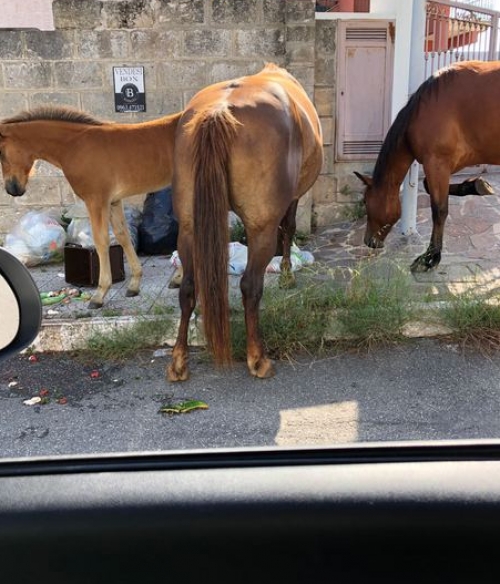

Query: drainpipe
[399,0,426,236]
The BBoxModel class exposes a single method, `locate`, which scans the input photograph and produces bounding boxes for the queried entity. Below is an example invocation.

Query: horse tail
[187,106,240,367]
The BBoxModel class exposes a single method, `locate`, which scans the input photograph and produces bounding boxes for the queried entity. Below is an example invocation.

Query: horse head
[0,125,34,197]
[354,171,401,249]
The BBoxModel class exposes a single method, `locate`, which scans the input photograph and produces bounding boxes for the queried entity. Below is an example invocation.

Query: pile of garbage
[1,188,178,268]
[171,241,314,275]
[1,187,315,275]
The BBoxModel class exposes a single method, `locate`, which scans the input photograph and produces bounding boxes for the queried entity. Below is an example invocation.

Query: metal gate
[425,0,500,77]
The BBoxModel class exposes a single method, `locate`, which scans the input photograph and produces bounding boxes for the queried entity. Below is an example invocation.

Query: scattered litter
[159,400,209,415]
[90,370,100,379]
[57,397,68,405]
[171,242,314,276]
[39,389,49,397]
[8,381,18,388]
[28,355,38,363]
[23,396,42,406]
[47,309,59,316]
[153,349,169,358]
[40,288,91,306]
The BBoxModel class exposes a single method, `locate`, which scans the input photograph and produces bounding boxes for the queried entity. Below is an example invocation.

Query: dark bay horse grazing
[355,60,500,272]
[0,106,182,308]
[168,63,323,382]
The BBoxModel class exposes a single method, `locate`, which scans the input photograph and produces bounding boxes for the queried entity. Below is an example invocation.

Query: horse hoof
[410,254,440,273]
[167,363,189,382]
[125,289,140,297]
[88,300,103,309]
[475,177,495,196]
[410,258,431,273]
[249,358,275,379]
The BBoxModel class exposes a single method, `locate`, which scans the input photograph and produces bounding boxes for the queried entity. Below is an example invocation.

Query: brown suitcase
[64,244,125,287]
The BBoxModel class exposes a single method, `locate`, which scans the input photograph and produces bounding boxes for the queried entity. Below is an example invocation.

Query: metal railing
[425,0,500,77]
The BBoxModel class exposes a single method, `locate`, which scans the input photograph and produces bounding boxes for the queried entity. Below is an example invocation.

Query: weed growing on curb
[86,316,174,361]
[335,259,414,350]
[82,259,500,364]
[230,258,415,360]
[441,292,500,354]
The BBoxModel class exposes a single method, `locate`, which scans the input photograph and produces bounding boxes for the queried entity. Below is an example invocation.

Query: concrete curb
[30,304,455,353]
[31,314,204,353]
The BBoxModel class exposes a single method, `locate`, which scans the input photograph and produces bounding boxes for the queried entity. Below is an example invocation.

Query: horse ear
[353,171,372,187]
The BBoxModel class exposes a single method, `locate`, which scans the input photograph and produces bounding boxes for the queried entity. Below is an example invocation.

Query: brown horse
[0,106,182,308]
[355,60,500,272]
[168,63,323,382]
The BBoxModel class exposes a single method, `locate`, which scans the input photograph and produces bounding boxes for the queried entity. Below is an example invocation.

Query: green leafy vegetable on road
[159,400,209,415]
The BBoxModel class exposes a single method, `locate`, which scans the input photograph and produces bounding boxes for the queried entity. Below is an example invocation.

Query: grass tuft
[86,316,173,361]
[441,292,500,354]
[230,258,415,360]
[335,260,414,350]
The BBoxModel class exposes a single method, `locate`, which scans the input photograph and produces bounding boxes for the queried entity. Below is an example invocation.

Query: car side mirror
[0,248,42,363]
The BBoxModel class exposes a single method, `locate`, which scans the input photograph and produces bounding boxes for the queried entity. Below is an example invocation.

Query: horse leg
[109,201,142,297]
[167,236,195,382]
[86,200,112,308]
[241,227,277,379]
[278,200,298,290]
[411,168,449,273]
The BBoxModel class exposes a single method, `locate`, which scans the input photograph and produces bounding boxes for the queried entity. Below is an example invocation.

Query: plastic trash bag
[65,201,117,248]
[138,186,178,255]
[266,244,315,273]
[4,210,67,267]
[171,242,314,275]
[65,202,141,249]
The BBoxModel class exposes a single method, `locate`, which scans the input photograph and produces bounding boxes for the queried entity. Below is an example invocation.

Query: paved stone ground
[311,171,500,300]
[25,170,500,348]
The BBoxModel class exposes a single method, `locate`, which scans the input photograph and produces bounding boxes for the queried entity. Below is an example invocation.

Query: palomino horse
[168,63,323,382]
[0,106,182,308]
[355,60,500,272]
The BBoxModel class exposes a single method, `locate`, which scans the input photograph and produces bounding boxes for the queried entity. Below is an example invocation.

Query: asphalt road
[1,338,500,458]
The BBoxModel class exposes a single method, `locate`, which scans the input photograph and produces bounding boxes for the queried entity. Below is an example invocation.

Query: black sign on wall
[113,66,146,113]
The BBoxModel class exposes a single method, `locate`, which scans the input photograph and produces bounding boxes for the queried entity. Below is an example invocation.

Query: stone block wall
[0,0,374,240]
[0,0,320,239]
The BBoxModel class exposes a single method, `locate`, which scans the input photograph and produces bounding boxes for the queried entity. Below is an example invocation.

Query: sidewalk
[28,171,500,352]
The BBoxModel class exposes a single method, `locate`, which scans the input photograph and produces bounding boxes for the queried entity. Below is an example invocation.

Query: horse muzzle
[5,179,26,197]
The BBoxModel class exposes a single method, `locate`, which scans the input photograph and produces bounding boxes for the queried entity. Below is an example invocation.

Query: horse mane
[372,64,459,187]
[1,105,105,126]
